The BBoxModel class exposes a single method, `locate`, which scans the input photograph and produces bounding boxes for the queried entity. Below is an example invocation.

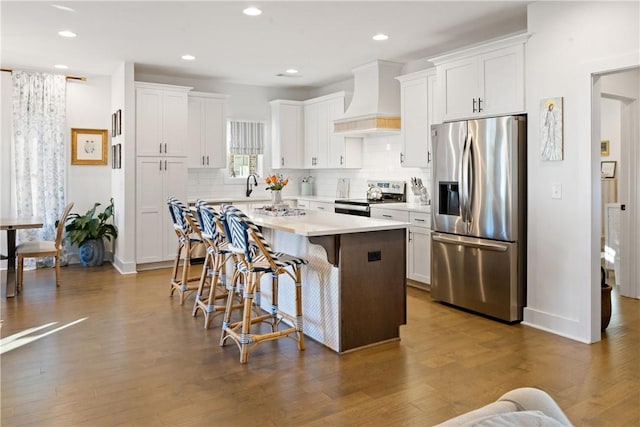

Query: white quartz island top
[223,204,409,237]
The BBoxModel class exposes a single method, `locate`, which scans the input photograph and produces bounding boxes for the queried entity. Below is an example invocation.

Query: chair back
[56,202,74,249]
[223,206,278,270]
[167,196,197,238]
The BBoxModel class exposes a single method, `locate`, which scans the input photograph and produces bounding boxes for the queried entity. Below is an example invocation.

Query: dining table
[1,216,43,297]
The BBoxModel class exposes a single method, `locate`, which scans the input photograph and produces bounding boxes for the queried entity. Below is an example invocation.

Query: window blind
[229,120,264,155]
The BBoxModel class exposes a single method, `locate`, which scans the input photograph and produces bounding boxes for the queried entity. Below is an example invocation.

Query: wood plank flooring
[1,265,638,426]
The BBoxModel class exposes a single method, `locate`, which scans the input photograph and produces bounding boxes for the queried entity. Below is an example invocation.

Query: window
[227,120,264,178]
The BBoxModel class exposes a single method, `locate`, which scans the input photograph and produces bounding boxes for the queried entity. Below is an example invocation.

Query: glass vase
[271,190,282,206]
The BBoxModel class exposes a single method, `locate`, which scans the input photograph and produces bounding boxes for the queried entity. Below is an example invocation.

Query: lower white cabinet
[371,208,431,285]
[136,156,188,264]
[309,201,334,212]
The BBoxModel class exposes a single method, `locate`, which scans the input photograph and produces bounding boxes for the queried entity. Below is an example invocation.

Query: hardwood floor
[1,265,638,426]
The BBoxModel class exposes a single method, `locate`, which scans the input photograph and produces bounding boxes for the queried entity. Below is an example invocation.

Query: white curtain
[12,71,67,267]
[229,120,264,155]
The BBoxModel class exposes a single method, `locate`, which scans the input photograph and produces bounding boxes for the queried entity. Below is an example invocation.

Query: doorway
[596,68,639,304]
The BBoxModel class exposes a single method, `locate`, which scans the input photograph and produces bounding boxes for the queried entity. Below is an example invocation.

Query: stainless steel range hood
[334,60,403,136]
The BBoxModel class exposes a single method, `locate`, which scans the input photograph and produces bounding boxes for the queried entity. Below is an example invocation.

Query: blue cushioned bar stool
[189,200,243,329]
[219,206,308,364]
[167,197,202,305]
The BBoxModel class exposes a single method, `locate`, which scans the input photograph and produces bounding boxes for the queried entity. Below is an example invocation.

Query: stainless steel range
[335,180,406,217]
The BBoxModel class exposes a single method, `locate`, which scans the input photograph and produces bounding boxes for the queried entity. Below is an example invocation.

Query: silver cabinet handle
[414,218,426,222]
[317,206,325,210]
[202,155,205,166]
[159,160,162,171]
[281,157,284,167]
[400,153,404,164]
[159,143,162,154]
[382,214,392,218]
[472,98,477,113]
[206,156,209,166]
[427,151,431,164]
[477,98,483,112]
[164,143,167,153]
[340,155,344,165]
[164,160,167,170]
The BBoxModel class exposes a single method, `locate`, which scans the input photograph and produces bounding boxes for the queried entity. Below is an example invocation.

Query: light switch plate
[551,183,562,199]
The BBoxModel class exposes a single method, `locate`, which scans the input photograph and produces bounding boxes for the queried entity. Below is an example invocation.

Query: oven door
[334,203,370,217]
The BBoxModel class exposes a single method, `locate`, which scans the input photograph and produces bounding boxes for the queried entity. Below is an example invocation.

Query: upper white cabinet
[396,69,437,168]
[135,82,191,157]
[304,92,362,169]
[430,34,528,122]
[187,92,229,169]
[270,100,304,169]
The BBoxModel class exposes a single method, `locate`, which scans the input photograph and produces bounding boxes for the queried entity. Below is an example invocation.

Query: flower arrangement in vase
[265,174,288,205]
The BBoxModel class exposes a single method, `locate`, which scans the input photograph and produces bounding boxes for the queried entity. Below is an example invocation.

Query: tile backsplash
[187,135,432,203]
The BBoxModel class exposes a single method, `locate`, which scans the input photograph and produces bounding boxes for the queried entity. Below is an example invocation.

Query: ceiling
[1,1,529,89]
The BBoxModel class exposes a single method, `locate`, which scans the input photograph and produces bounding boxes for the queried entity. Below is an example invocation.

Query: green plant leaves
[65,198,118,247]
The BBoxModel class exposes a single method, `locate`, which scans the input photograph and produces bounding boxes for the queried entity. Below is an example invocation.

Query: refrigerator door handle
[432,234,509,252]
[461,134,470,224]
[467,133,475,225]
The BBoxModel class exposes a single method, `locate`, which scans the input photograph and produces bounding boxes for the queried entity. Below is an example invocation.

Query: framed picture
[111,113,117,137]
[116,109,122,136]
[71,128,108,165]
[601,140,610,156]
[601,161,616,178]
[540,97,564,161]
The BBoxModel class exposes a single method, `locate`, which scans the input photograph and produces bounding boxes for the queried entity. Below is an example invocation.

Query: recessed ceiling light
[52,4,75,12]
[181,54,196,61]
[285,69,298,74]
[54,64,68,69]
[372,33,389,41]
[58,30,77,38]
[243,7,262,16]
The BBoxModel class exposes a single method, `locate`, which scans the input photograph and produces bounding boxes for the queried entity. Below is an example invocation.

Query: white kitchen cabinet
[270,100,304,169]
[309,201,334,212]
[135,82,191,157]
[187,92,229,169]
[430,34,528,122]
[304,92,362,169]
[136,156,188,264]
[396,69,437,168]
[370,208,409,223]
[408,211,431,284]
[296,199,310,209]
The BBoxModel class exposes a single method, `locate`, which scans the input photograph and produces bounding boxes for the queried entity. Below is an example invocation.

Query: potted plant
[65,198,118,266]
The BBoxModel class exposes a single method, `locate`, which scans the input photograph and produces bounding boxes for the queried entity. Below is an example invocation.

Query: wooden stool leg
[192,251,211,317]
[55,254,61,287]
[239,273,256,364]
[220,270,243,346]
[170,242,183,295]
[295,267,305,351]
[271,272,279,332]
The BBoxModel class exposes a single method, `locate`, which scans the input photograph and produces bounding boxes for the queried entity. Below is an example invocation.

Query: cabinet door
[426,72,438,167]
[136,157,166,263]
[400,76,429,168]
[187,96,205,168]
[304,102,319,168]
[163,91,188,157]
[162,158,188,260]
[203,97,226,168]
[439,58,477,122]
[408,227,431,283]
[136,88,164,156]
[278,103,304,169]
[309,201,333,212]
[478,45,525,117]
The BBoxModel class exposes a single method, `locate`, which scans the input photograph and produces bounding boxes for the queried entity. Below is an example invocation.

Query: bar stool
[219,206,308,364]
[167,197,202,305]
[189,200,242,329]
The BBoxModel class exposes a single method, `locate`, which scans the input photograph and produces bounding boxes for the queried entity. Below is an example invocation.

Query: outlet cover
[551,183,562,199]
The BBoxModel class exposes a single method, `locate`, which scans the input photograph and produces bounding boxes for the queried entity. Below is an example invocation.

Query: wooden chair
[188,201,242,329]
[167,197,202,305]
[16,202,74,290]
[219,205,307,363]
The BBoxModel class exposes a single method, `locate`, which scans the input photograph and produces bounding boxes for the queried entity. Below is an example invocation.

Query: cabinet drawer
[310,201,333,212]
[371,209,409,222]
[297,199,310,209]
[409,211,430,228]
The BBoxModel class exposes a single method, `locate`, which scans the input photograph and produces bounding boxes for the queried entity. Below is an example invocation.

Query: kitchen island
[227,205,409,353]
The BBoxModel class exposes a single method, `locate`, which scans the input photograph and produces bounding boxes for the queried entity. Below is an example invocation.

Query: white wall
[0,72,12,267]
[601,97,622,168]
[524,1,639,342]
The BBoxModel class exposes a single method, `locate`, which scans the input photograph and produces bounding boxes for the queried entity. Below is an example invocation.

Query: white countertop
[221,204,409,237]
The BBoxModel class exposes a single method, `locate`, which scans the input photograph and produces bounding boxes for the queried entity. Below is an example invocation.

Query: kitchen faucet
[245,173,259,197]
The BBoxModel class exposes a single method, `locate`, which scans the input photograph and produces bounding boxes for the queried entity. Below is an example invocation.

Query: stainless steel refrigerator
[430,115,526,322]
